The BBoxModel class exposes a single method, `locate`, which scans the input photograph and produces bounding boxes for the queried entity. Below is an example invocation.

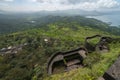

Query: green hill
[0,16,120,80]
[0,15,120,35]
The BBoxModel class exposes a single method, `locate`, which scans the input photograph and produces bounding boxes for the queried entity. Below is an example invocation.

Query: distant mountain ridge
[0,9,102,16]
[0,15,120,35]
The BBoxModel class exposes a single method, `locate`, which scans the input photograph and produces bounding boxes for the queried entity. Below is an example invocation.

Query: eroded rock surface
[103,57,120,80]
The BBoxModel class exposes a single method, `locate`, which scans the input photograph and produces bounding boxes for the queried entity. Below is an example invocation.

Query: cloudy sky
[0,0,120,12]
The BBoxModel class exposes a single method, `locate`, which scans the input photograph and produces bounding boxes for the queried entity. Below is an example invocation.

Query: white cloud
[0,0,119,12]
[33,0,120,11]
[72,0,119,10]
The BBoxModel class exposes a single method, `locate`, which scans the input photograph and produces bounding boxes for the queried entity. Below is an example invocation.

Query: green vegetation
[44,43,120,80]
[0,16,120,80]
[0,15,120,35]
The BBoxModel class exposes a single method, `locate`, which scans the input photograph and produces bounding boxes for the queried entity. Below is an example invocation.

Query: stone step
[66,59,81,66]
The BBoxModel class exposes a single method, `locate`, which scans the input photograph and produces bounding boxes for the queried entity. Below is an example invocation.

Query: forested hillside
[0,15,120,35]
[0,16,120,80]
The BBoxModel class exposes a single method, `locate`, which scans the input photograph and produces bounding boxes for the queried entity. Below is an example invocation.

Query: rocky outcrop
[85,35,111,53]
[0,43,27,55]
[47,35,120,75]
[85,35,101,52]
[47,47,87,75]
[103,56,120,80]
